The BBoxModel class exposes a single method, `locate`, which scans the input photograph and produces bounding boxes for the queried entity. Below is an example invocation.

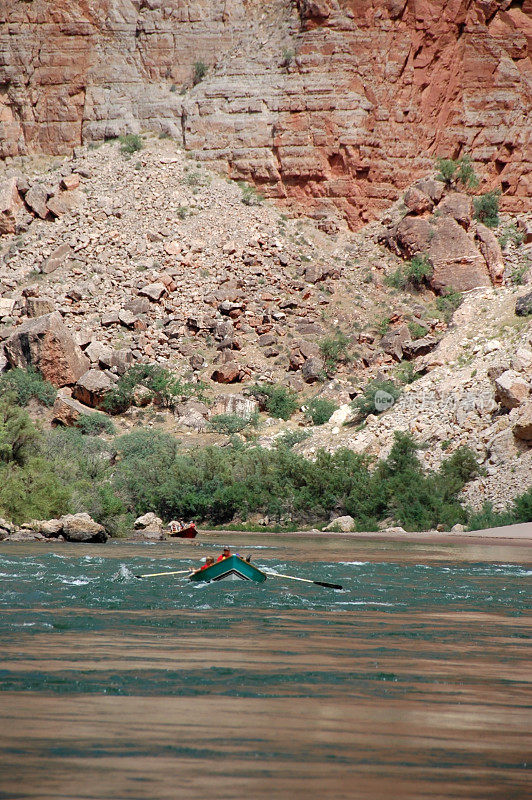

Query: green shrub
[103,364,197,414]
[0,397,40,465]
[435,290,463,323]
[468,502,514,531]
[119,134,143,154]
[209,413,258,436]
[274,430,310,449]
[319,331,350,372]
[408,321,428,340]
[352,379,400,420]
[473,190,500,227]
[498,223,524,250]
[394,361,420,385]
[249,384,299,420]
[0,368,56,407]
[193,61,208,85]
[435,155,479,189]
[305,397,338,425]
[406,254,433,287]
[75,413,116,436]
[239,181,264,206]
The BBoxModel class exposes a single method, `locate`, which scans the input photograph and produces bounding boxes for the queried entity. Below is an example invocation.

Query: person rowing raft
[216,546,231,562]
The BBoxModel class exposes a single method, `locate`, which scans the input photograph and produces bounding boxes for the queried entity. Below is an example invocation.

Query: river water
[1,534,530,800]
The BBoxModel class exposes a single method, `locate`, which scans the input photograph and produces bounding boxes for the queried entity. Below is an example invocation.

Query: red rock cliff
[1,0,531,227]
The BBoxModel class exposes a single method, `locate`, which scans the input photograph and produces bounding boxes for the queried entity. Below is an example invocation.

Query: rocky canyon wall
[1,0,531,227]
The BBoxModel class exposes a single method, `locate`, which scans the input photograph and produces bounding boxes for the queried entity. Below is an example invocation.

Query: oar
[135,569,192,579]
[265,570,343,590]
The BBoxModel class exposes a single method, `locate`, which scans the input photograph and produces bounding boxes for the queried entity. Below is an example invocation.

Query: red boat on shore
[167,521,197,539]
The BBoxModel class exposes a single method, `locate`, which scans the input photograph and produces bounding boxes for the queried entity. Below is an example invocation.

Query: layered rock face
[1,0,531,227]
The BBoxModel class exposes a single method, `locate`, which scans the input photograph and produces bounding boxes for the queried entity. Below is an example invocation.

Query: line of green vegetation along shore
[0,388,530,535]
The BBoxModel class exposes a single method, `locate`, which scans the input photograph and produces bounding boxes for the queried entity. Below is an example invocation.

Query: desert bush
[305,397,338,425]
[435,290,463,323]
[408,321,428,340]
[387,255,433,291]
[473,190,500,227]
[209,413,259,436]
[76,413,116,436]
[249,384,299,420]
[103,364,197,414]
[351,379,401,420]
[119,134,143,154]
[435,155,479,189]
[0,368,56,407]
[239,181,264,206]
[193,61,207,85]
[319,331,350,371]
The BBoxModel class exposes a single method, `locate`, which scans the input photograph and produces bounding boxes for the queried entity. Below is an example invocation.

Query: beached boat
[167,522,197,539]
[189,554,267,583]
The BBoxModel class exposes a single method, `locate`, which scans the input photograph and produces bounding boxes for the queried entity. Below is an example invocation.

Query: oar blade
[314,580,343,590]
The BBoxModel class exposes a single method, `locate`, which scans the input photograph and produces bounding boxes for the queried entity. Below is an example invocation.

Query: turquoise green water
[0,536,530,799]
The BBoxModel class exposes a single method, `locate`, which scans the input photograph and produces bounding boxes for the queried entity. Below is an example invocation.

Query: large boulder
[515,292,532,317]
[52,392,99,427]
[134,511,164,540]
[301,356,325,383]
[380,324,411,361]
[175,399,210,431]
[61,513,107,543]
[0,177,24,234]
[393,216,432,257]
[512,402,532,443]
[212,394,258,418]
[72,369,114,409]
[475,223,505,285]
[4,312,89,387]
[24,183,49,219]
[211,362,242,383]
[435,192,473,229]
[323,515,356,532]
[428,217,491,293]
[494,370,530,410]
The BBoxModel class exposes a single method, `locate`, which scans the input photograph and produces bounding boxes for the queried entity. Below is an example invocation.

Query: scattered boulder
[175,399,210,430]
[515,292,532,317]
[380,324,411,361]
[134,512,163,535]
[428,217,491,293]
[494,370,530,410]
[393,216,432,257]
[301,356,324,383]
[475,223,504,285]
[402,336,439,359]
[323,515,355,532]
[72,369,114,409]
[41,244,72,274]
[52,392,101,427]
[61,513,107,543]
[0,517,16,540]
[4,312,89,387]
[403,187,433,215]
[25,296,55,317]
[435,192,473,229]
[39,518,64,537]
[211,362,242,383]
[212,394,258,417]
[46,189,83,217]
[139,282,167,302]
[0,298,16,317]
[0,177,24,234]
[512,402,532,443]
[24,183,49,219]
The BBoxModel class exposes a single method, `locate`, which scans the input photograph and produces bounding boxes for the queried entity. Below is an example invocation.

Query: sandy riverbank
[197,522,532,546]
